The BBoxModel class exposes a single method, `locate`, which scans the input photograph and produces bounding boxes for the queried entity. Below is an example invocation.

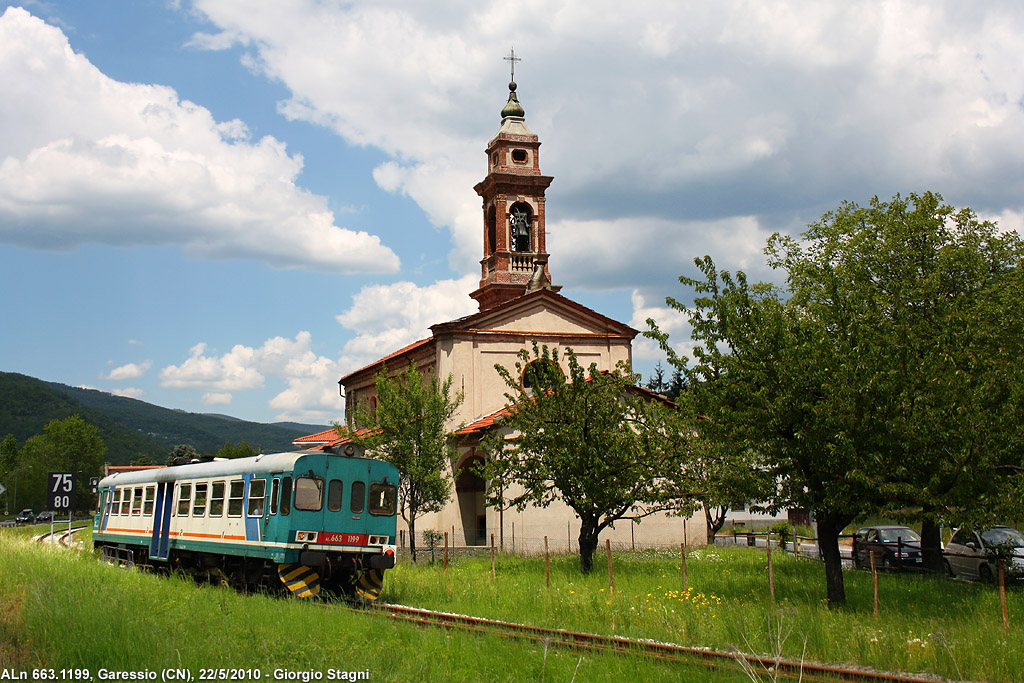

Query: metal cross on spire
[504,47,521,82]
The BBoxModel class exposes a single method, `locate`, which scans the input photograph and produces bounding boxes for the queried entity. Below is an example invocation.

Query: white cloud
[185,0,1024,290]
[202,392,233,406]
[159,333,347,423]
[103,360,153,381]
[111,387,145,399]
[159,341,265,391]
[629,290,694,363]
[0,7,399,273]
[335,275,478,372]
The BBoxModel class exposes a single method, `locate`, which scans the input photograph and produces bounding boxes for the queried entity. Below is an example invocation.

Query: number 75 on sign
[49,472,77,511]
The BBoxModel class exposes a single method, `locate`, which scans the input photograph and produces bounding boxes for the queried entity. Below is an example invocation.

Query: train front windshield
[368,482,397,516]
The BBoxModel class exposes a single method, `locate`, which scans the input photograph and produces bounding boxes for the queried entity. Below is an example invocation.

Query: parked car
[14,509,34,524]
[852,525,923,569]
[944,526,1024,582]
[35,511,53,523]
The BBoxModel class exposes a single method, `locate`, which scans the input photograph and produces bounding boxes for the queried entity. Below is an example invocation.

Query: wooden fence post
[766,533,775,602]
[1000,560,1009,634]
[491,533,496,580]
[606,538,615,597]
[443,531,448,572]
[680,541,687,592]
[545,535,550,588]
[870,550,879,617]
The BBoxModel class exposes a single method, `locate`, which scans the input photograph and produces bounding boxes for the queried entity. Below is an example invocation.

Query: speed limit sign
[49,472,77,512]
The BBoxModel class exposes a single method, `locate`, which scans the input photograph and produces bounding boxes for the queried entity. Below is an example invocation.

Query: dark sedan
[14,509,34,524]
[853,525,922,569]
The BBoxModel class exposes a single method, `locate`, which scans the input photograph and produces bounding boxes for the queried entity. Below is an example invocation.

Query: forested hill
[0,372,327,465]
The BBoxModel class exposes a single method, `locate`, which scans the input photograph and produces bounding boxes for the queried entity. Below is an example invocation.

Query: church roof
[456,376,676,438]
[338,336,434,385]
[291,427,342,446]
[432,288,636,337]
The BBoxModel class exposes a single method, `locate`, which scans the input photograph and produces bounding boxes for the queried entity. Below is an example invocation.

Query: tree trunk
[920,514,944,573]
[577,518,600,574]
[704,503,727,544]
[408,514,418,563]
[816,511,850,607]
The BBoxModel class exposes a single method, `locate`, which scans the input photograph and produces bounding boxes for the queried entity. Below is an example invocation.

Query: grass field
[384,545,1023,682]
[1,525,1022,681]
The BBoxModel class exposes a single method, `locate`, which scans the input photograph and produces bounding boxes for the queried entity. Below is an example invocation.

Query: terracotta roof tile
[338,337,434,385]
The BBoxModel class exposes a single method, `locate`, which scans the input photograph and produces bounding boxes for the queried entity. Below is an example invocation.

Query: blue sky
[2,1,1024,424]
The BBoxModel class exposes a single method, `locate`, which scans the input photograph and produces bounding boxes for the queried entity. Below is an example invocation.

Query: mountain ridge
[0,371,328,465]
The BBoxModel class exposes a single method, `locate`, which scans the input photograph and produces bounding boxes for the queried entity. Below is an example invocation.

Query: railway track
[35,525,88,547]
[355,602,956,683]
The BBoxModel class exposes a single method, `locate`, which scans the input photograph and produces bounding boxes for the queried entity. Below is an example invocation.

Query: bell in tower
[470,55,559,312]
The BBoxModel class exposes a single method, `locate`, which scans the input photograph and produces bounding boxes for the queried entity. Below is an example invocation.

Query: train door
[149,482,173,561]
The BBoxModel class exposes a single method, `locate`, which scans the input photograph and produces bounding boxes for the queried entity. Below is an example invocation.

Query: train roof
[98,450,392,488]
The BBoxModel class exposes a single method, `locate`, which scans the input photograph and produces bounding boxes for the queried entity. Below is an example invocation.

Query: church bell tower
[470,60,558,312]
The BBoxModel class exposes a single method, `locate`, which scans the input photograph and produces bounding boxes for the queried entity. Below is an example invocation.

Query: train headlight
[296,531,319,543]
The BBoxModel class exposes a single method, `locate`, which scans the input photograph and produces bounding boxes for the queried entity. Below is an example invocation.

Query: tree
[647,192,1024,606]
[215,440,258,460]
[482,343,683,573]
[0,433,17,473]
[19,415,106,512]
[167,444,199,465]
[348,362,463,563]
[645,361,667,394]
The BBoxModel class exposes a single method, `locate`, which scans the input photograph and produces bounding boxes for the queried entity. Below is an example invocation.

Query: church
[296,76,705,552]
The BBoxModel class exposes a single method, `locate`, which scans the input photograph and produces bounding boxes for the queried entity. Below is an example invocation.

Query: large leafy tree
[348,362,463,562]
[482,344,685,573]
[20,415,106,512]
[649,192,1024,605]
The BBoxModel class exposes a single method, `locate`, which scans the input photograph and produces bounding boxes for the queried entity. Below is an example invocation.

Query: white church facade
[296,79,707,552]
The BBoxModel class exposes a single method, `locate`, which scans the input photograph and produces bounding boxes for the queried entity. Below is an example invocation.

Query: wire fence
[399,518,701,557]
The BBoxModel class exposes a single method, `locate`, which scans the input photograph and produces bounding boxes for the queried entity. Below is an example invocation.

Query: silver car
[944,526,1024,582]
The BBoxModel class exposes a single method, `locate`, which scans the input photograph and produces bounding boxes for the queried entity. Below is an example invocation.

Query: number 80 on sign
[49,472,77,512]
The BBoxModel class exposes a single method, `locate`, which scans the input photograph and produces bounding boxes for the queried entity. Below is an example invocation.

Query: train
[92,444,398,599]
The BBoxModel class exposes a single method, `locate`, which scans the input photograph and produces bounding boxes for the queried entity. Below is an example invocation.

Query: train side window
[109,489,120,516]
[294,477,324,511]
[193,483,208,517]
[368,482,397,516]
[281,477,292,516]
[270,478,280,515]
[131,488,144,516]
[350,481,365,514]
[209,481,225,517]
[228,480,245,517]
[328,479,343,512]
[177,484,192,516]
[143,486,156,516]
[247,479,266,517]
[120,488,132,516]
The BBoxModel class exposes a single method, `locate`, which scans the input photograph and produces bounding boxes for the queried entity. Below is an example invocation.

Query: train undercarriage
[96,542,388,600]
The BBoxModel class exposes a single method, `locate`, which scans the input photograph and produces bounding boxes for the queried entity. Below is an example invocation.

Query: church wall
[400,475,709,553]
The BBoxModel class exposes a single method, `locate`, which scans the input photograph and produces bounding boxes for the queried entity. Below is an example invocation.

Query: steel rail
[361,603,955,683]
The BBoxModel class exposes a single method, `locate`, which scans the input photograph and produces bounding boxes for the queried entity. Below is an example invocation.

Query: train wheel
[277,563,321,598]
[354,568,385,601]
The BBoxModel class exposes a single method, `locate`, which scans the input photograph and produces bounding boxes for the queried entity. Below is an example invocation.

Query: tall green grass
[384,546,1024,682]
[0,534,749,682]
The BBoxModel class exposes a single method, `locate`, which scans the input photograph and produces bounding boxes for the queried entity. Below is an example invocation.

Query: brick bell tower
[470,57,559,312]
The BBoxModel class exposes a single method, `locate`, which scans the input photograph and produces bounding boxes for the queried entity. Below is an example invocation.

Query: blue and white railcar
[93,448,398,599]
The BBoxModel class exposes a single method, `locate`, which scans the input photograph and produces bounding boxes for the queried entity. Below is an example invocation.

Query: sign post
[49,472,76,544]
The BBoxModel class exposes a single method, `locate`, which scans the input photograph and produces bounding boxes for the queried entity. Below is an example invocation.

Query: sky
[2,1,1023,426]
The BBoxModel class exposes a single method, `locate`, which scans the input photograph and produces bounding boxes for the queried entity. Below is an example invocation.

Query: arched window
[509,202,532,252]
[486,205,497,254]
